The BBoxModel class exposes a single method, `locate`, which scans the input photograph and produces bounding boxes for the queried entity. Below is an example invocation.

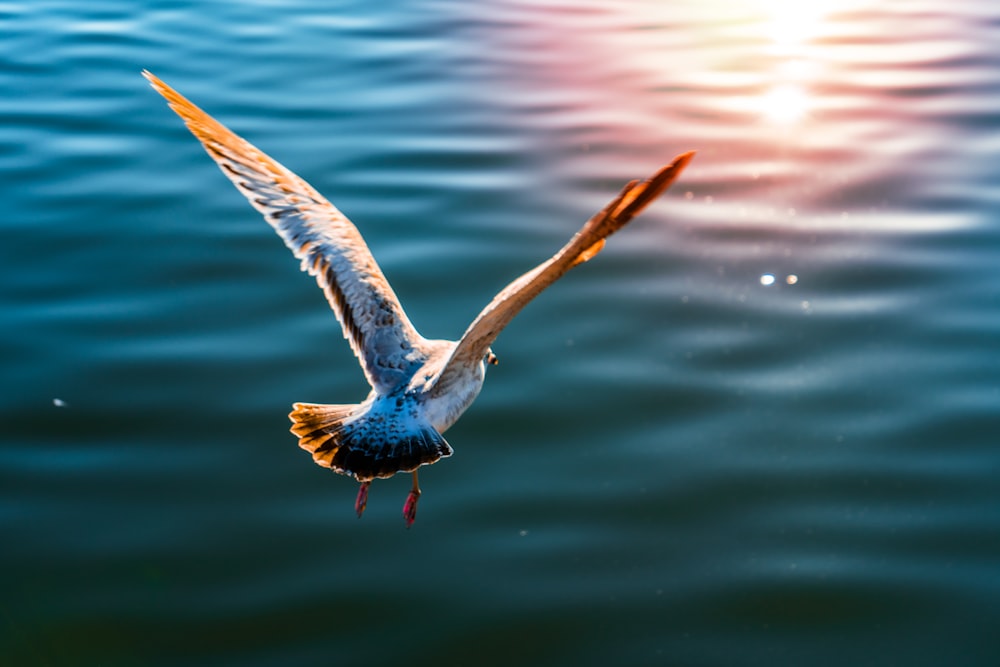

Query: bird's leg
[355,481,371,518]
[403,470,421,528]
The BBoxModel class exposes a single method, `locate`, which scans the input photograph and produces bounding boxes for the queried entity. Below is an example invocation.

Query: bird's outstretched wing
[144,71,423,393]
[430,152,694,398]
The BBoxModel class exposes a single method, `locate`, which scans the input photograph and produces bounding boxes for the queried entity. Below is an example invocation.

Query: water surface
[3,1,1000,665]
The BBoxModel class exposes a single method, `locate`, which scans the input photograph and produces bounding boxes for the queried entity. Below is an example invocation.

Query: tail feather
[289,400,452,482]
[290,402,357,454]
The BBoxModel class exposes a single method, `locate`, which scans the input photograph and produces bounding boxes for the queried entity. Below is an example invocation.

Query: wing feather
[430,152,694,398]
[144,71,423,393]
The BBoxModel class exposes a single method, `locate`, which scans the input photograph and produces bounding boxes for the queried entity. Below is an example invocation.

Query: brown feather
[430,151,694,397]
[144,70,425,394]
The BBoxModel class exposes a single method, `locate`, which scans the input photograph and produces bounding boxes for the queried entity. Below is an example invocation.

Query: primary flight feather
[144,70,693,526]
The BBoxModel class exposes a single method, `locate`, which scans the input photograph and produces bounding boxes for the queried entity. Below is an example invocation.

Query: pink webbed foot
[355,481,371,518]
[403,471,422,528]
[403,489,420,528]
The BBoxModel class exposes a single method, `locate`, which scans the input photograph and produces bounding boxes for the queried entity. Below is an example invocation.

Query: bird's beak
[486,351,499,366]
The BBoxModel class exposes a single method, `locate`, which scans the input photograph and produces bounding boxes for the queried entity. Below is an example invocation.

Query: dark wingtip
[614,151,696,220]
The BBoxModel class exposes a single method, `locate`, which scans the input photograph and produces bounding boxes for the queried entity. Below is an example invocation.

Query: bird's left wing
[430,152,694,398]
[144,71,424,393]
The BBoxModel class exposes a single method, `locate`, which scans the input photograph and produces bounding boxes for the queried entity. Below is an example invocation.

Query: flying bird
[144,70,693,527]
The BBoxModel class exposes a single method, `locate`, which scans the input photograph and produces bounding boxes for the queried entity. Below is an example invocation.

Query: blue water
[4,1,1000,665]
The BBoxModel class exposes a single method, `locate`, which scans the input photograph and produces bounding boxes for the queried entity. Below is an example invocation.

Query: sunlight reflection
[761,1,831,52]
[754,1,837,126]
[758,83,809,124]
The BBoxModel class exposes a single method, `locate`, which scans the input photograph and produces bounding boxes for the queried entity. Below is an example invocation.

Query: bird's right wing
[144,71,424,393]
[430,152,694,398]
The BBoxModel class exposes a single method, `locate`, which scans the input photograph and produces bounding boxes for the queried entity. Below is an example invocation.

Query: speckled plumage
[145,70,693,523]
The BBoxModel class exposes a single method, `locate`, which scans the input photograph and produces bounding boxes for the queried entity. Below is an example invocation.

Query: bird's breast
[419,363,486,433]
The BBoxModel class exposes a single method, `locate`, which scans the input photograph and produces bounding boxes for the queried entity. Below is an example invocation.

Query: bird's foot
[355,481,371,518]
[402,488,420,528]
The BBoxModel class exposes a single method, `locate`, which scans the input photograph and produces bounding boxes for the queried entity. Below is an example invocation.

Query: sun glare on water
[758,82,809,124]
[753,0,841,125]
[762,0,831,51]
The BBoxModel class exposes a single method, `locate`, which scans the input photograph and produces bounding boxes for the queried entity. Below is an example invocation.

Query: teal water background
[3,1,1000,665]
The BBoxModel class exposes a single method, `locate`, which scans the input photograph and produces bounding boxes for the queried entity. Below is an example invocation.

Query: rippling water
[4,1,1000,665]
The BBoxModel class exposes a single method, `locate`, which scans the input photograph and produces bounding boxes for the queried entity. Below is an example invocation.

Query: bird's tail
[289,400,452,482]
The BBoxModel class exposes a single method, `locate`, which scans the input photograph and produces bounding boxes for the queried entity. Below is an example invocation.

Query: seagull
[144,70,693,527]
